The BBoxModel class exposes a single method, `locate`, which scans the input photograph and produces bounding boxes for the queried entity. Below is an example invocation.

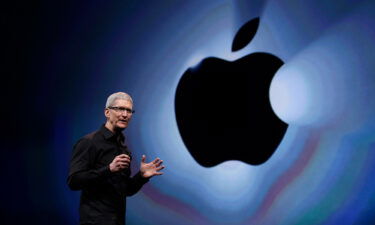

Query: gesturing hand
[109,154,131,172]
[140,155,165,178]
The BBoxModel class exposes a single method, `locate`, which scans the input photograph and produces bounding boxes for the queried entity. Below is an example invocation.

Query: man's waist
[79,198,126,221]
[79,212,125,225]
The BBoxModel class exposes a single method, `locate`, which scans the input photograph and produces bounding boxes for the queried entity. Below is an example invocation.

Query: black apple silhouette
[175,18,288,167]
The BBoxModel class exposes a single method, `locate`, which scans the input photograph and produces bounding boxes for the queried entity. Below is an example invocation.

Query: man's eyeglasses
[108,106,135,114]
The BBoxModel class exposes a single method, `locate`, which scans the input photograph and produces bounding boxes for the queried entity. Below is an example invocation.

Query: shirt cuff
[97,165,112,177]
[134,171,150,184]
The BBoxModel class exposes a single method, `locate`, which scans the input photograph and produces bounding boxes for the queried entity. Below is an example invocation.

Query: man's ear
[104,108,110,118]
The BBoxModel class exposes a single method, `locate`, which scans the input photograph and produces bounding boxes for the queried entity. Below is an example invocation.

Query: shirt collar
[100,124,125,142]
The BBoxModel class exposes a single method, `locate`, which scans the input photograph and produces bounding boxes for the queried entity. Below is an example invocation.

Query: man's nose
[120,111,129,117]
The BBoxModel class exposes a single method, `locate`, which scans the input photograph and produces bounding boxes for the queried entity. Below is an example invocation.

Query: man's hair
[105,92,133,108]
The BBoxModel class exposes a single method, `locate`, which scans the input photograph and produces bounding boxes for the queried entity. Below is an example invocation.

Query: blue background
[3,0,375,224]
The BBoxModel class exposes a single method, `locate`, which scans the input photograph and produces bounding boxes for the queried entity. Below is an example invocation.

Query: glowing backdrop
[3,0,375,225]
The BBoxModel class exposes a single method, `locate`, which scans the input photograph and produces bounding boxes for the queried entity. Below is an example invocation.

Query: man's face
[105,99,133,132]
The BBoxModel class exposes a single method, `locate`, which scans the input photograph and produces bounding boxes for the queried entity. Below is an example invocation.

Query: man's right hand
[109,154,131,172]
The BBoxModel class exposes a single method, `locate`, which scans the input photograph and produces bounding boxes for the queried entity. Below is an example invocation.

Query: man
[67,92,164,225]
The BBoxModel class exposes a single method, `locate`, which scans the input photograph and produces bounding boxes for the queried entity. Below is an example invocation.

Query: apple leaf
[231,17,260,52]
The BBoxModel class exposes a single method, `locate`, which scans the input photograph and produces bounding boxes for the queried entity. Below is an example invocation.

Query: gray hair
[105,92,133,108]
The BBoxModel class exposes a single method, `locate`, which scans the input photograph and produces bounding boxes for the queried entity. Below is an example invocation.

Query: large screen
[3,0,375,225]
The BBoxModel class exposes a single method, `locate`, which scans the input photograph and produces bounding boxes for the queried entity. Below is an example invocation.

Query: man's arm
[125,171,150,196]
[125,155,165,196]
[67,138,111,190]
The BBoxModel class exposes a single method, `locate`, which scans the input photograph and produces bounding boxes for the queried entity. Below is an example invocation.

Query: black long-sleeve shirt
[67,125,149,225]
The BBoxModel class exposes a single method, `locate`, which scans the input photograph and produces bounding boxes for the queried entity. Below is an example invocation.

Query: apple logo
[175,17,288,167]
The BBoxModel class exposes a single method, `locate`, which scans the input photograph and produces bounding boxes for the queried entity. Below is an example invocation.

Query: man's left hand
[140,155,165,178]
